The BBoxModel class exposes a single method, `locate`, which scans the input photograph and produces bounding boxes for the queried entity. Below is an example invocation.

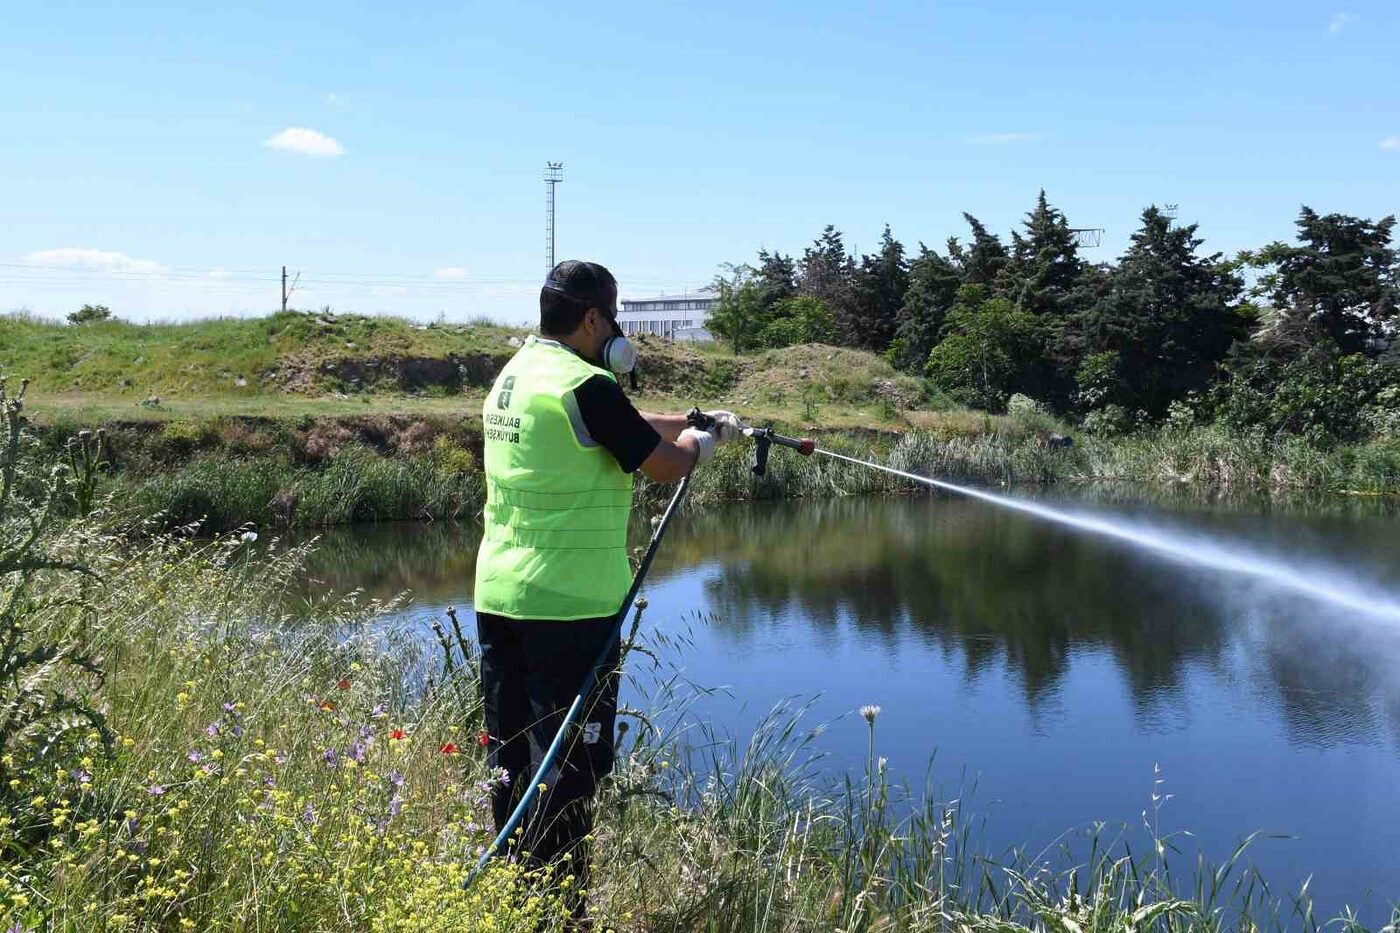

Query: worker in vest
[475,260,742,922]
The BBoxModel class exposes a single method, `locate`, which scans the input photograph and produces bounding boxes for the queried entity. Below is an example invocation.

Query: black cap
[543,260,618,318]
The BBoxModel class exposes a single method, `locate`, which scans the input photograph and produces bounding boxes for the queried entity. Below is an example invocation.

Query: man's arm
[640,412,688,442]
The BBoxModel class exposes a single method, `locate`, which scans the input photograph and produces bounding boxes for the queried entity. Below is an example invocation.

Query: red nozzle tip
[798,439,815,456]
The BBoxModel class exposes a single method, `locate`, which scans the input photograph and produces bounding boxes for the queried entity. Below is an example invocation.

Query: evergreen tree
[799,226,858,344]
[851,225,909,352]
[753,249,798,314]
[925,287,1048,411]
[891,245,961,372]
[1078,207,1247,417]
[946,213,1009,287]
[1003,190,1085,317]
[1252,208,1398,356]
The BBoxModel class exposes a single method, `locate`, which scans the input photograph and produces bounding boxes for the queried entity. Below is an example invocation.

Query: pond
[299,487,1400,922]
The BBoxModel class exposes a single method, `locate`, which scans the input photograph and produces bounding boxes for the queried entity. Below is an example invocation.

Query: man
[474,260,741,921]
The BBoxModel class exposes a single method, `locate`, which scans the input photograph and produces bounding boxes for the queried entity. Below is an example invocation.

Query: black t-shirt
[571,375,661,473]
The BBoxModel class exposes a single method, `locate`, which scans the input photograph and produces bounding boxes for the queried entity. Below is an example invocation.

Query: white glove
[679,427,717,465]
[704,410,746,445]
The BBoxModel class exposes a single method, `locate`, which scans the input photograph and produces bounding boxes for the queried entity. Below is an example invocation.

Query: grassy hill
[1,310,936,431]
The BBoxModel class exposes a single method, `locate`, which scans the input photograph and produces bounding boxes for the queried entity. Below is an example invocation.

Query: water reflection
[302,490,1400,751]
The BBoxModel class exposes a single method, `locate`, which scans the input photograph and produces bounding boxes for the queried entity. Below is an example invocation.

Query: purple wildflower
[389,794,403,817]
[302,802,317,826]
[322,748,339,768]
[222,701,237,713]
[146,784,165,796]
[388,770,404,788]
[187,750,205,763]
[70,768,92,784]
[348,741,367,765]
[205,722,221,738]
[230,723,245,739]
[371,703,385,718]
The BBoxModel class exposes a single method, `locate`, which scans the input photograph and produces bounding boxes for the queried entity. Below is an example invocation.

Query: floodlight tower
[544,162,564,275]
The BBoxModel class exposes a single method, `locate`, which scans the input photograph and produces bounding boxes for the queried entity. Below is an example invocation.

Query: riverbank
[24,408,1400,531]
[7,516,1391,930]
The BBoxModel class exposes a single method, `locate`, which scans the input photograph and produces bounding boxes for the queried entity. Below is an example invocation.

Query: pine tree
[799,226,858,344]
[1079,207,1246,416]
[1004,190,1084,317]
[946,214,1009,287]
[891,246,961,372]
[851,225,909,351]
[1255,208,1398,356]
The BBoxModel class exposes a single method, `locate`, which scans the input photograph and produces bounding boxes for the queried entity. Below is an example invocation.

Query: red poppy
[478,730,490,749]
[336,678,351,691]
[439,742,459,755]
[390,729,406,741]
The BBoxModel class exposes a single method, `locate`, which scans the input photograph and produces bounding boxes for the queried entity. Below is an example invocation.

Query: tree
[891,246,961,372]
[757,295,835,348]
[753,249,798,315]
[799,226,859,344]
[708,264,765,354]
[946,213,1009,287]
[925,289,1048,411]
[1248,208,1398,356]
[1077,207,1247,417]
[850,225,909,352]
[67,304,112,325]
[1003,191,1085,317]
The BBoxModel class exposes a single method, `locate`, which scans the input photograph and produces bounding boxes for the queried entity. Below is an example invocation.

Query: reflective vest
[473,336,634,620]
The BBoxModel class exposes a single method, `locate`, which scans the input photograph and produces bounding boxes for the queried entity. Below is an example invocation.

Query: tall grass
[5,510,1396,929]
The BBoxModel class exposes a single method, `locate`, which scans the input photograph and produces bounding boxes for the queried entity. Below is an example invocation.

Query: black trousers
[476,611,619,910]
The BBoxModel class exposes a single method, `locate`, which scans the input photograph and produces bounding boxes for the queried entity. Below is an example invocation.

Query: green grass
[6,498,1395,929]
[0,309,525,396]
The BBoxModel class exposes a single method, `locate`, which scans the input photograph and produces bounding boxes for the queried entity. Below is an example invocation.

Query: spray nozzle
[743,426,815,477]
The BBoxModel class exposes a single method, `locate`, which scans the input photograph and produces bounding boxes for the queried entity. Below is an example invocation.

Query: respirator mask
[543,260,639,389]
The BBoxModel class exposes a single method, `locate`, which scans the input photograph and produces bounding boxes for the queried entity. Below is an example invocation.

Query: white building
[617,288,717,342]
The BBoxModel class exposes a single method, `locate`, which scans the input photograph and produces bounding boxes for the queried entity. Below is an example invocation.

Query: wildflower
[370,703,385,718]
[388,770,404,788]
[389,795,403,817]
[318,699,336,713]
[146,785,165,796]
[389,729,405,741]
[301,802,317,826]
[439,742,459,755]
[478,730,490,748]
[70,768,92,785]
[860,704,882,725]
[222,701,236,713]
[240,530,258,543]
[349,741,368,764]
[205,722,220,737]
[336,678,351,691]
[493,767,511,787]
[322,748,339,768]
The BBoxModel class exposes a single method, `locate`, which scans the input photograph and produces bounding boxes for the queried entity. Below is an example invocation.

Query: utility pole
[281,266,299,312]
[544,162,563,275]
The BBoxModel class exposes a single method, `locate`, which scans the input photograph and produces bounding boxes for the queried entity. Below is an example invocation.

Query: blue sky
[2,0,1397,324]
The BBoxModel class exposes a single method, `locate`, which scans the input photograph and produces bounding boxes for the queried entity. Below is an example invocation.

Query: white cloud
[966,132,1044,145]
[25,247,162,275]
[1381,135,1400,151]
[1328,12,1355,33]
[264,127,345,157]
[431,267,467,280]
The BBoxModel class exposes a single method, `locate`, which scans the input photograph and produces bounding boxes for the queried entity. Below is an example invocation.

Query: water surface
[300,489,1400,921]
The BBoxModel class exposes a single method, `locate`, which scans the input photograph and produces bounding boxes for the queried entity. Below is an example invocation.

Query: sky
[2,0,1397,325]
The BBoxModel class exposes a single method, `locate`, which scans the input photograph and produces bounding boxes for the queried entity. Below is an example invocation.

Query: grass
[6,483,1396,929]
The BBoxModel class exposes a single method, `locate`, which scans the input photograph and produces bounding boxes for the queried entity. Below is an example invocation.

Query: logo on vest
[497,375,515,410]
[582,722,602,745]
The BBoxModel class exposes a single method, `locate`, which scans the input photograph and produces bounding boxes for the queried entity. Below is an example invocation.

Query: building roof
[621,287,717,305]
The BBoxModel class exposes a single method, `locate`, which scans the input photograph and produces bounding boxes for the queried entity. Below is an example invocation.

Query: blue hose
[464,472,694,888]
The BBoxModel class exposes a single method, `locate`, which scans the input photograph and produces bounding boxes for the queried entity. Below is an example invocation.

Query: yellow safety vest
[473,336,634,620]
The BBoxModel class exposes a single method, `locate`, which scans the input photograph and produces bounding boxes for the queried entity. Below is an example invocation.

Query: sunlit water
[297,489,1400,921]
